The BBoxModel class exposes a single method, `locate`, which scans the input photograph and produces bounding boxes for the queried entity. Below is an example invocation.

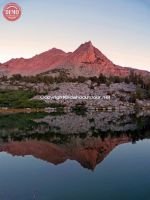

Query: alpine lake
[0,109,149,200]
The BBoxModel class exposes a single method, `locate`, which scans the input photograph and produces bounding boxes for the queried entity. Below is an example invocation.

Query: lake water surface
[0,112,150,200]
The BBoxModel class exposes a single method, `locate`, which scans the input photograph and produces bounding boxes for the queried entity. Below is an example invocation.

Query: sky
[0,0,150,71]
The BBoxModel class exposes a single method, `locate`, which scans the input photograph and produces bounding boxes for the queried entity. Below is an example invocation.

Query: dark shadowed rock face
[0,41,149,78]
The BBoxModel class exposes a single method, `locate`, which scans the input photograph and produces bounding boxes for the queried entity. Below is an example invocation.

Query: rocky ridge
[0,41,149,79]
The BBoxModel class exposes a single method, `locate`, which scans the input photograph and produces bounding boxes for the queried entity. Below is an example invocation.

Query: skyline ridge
[0,41,150,79]
[1,41,150,73]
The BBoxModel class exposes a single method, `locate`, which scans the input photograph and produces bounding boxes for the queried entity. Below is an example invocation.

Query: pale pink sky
[0,0,150,71]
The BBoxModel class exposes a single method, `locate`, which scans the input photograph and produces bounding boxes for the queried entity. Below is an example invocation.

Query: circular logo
[3,2,22,21]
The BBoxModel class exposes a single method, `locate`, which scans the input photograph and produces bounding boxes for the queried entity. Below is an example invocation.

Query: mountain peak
[77,41,94,50]
[68,41,96,64]
[82,40,93,47]
[66,41,113,66]
[0,41,149,78]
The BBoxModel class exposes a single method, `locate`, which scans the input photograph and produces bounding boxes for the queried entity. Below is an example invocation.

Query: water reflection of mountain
[0,111,149,170]
[0,136,131,170]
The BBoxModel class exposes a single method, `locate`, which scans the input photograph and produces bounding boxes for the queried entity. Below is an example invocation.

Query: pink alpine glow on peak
[0,41,149,79]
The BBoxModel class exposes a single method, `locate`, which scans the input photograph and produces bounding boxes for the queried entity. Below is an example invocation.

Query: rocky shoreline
[0,78,149,113]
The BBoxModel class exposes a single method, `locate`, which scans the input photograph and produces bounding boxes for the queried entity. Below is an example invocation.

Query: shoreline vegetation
[0,111,149,138]
[0,72,149,111]
[1,71,150,88]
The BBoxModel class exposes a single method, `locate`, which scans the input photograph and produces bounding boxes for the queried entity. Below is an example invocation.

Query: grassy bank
[0,90,49,108]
